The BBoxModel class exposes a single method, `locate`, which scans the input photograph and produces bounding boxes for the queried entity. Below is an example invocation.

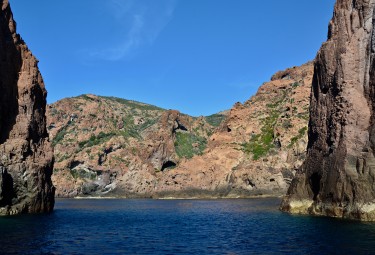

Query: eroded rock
[281,0,375,221]
[0,0,54,215]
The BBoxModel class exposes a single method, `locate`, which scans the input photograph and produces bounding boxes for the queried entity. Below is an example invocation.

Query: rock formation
[48,63,313,198]
[154,63,313,198]
[281,0,375,221]
[0,0,54,215]
[48,95,217,197]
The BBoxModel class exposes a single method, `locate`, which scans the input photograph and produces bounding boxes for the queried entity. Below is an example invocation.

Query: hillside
[155,62,313,197]
[47,95,223,197]
[48,62,313,198]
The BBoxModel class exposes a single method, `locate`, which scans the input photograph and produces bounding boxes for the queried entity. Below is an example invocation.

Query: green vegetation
[296,112,309,120]
[52,126,69,146]
[174,131,207,159]
[205,114,226,127]
[56,153,71,163]
[299,126,308,136]
[102,96,163,111]
[282,119,293,129]
[78,132,116,149]
[242,109,281,160]
[291,82,300,88]
[241,88,291,160]
[78,94,94,101]
[50,108,58,116]
[70,169,96,180]
[138,117,159,131]
[288,126,308,148]
[112,156,130,166]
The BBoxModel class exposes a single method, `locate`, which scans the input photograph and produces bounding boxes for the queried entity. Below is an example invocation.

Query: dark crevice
[173,120,188,132]
[368,8,375,155]
[69,160,83,169]
[309,172,322,200]
[0,168,14,207]
[161,161,176,171]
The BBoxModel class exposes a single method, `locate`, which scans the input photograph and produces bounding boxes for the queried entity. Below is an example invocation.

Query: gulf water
[0,198,374,254]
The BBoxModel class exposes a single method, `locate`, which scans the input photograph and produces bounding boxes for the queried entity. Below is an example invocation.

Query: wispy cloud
[87,0,177,61]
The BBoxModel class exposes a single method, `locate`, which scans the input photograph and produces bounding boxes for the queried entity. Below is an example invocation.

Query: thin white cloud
[87,0,177,61]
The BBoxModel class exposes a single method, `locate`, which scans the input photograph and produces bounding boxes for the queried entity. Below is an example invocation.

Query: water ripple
[0,198,374,254]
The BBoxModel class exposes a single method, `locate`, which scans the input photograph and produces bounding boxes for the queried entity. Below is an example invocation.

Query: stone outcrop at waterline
[0,0,54,215]
[281,0,375,221]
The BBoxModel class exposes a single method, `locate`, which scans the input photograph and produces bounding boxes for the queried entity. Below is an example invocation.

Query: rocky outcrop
[47,95,216,197]
[0,0,54,215]
[281,0,375,221]
[48,63,313,198]
[155,63,313,198]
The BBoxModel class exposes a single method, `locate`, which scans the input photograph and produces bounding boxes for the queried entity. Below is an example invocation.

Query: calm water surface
[0,198,374,254]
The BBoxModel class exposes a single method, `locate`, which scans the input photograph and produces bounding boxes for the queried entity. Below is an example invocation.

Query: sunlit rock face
[281,0,375,221]
[0,0,54,215]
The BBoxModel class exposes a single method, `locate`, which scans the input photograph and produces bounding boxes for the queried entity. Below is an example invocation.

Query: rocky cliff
[281,0,375,221]
[154,62,313,198]
[0,0,54,215]
[48,63,313,198]
[48,95,218,197]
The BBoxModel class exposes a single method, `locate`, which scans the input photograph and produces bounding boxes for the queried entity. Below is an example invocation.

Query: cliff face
[281,0,375,220]
[155,63,313,198]
[48,63,312,198]
[0,0,54,215]
[47,95,217,197]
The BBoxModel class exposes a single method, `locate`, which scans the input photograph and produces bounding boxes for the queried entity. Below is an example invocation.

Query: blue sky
[11,0,335,116]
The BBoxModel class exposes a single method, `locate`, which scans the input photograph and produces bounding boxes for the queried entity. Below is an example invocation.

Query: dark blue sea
[0,198,374,254]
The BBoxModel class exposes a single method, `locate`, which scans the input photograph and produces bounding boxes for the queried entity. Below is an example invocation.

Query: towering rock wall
[281,0,375,220]
[0,0,54,215]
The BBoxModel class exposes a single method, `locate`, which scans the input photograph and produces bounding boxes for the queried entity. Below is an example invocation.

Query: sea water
[0,198,374,254]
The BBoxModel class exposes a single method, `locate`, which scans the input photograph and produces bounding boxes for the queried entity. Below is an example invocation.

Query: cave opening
[309,172,321,200]
[0,169,14,207]
[161,161,177,171]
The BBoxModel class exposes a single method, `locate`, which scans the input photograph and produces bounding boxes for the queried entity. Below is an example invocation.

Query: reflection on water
[0,198,374,254]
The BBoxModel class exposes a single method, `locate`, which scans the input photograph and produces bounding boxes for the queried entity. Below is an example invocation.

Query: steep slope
[49,63,313,198]
[155,63,313,197]
[47,95,218,197]
[281,0,375,221]
[0,0,54,215]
